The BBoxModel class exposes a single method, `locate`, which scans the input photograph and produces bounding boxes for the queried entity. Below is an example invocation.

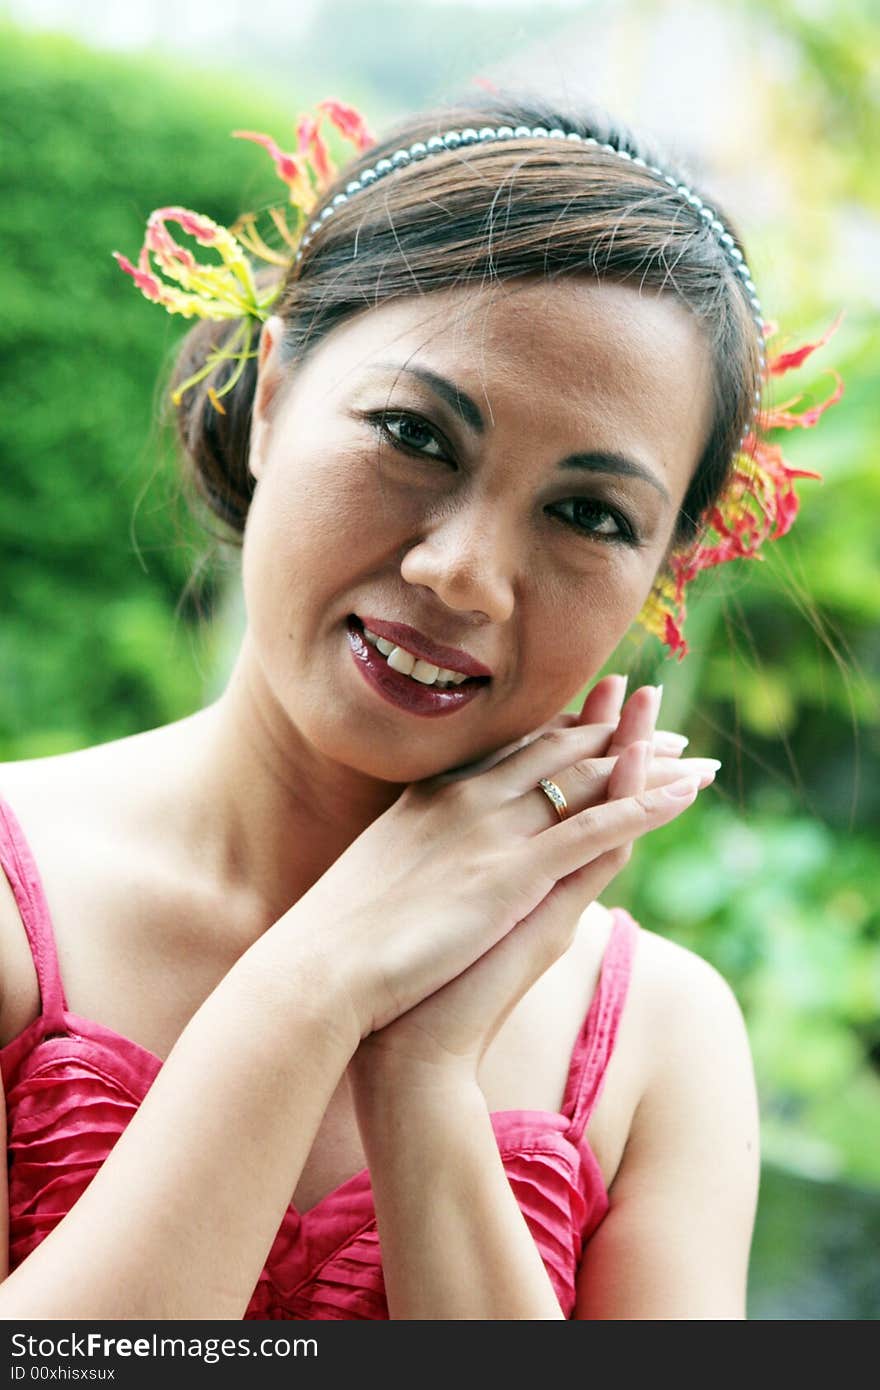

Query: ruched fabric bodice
[0,793,640,1319]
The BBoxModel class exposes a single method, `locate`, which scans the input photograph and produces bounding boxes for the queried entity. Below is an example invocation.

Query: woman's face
[242,276,714,782]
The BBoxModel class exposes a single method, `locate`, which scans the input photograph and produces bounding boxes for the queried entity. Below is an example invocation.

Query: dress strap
[0,794,69,1032]
[561,906,639,1141]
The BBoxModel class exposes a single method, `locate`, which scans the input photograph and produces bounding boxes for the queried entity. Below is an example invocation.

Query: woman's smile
[345,615,491,719]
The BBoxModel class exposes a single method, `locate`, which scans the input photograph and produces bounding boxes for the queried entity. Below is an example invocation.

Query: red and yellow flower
[112,99,377,406]
[636,316,844,659]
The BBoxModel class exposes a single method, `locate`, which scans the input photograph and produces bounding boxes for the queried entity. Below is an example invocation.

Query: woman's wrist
[233,919,364,1061]
[349,1056,565,1320]
[350,1048,486,1127]
[351,1061,490,1198]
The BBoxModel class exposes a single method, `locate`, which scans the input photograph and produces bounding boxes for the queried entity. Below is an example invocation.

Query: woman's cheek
[530,569,651,710]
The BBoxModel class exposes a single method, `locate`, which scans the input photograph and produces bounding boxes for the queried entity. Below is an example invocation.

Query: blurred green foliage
[0,23,300,753]
[1,11,877,1204]
[748,1160,880,1318]
[599,0,880,1193]
[611,797,879,1187]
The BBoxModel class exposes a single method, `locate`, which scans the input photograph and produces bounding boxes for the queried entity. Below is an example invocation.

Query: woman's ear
[249,315,287,482]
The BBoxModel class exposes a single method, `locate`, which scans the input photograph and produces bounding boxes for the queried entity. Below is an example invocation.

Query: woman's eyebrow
[365,361,672,504]
[560,450,672,504]
[370,361,486,435]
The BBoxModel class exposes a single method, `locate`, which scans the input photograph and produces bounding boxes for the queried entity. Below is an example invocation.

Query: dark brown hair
[168,87,762,570]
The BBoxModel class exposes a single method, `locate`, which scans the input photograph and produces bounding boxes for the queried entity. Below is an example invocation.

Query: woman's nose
[399,508,517,624]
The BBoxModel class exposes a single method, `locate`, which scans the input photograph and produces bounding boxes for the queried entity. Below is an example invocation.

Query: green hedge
[0,24,303,753]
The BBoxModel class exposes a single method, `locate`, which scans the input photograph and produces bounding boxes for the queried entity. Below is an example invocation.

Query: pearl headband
[295,122,767,447]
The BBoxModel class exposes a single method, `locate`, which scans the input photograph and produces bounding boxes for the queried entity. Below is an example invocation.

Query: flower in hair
[112,99,376,407]
[637,314,843,661]
[112,208,265,321]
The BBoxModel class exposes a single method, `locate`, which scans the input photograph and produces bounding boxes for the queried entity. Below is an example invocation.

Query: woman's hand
[278,677,716,1042]
[428,674,689,785]
[348,677,710,1084]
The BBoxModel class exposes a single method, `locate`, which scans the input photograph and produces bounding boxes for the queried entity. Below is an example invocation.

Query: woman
[0,89,832,1320]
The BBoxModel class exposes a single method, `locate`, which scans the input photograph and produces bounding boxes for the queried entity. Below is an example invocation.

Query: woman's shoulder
[0,747,136,1033]
[615,913,755,1147]
[0,747,103,898]
[575,900,741,1018]
[625,916,745,1026]
[0,722,177,803]
[624,908,729,977]
[0,740,151,876]
[0,752,90,1042]
[0,716,209,869]
[0,732,226,1059]
[590,909,755,1182]
[609,908,749,1069]
[592,907,751,1092]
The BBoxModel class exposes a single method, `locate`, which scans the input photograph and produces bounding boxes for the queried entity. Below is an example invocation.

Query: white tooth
[410,658,441,684]
[387,646,416,676]
[364,630,471,686]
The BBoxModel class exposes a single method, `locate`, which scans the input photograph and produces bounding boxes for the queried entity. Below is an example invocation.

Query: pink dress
[0,792,639,1319]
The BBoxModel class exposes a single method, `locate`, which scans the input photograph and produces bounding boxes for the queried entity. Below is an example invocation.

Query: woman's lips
[345,617,489,719]
[354,613,494,679]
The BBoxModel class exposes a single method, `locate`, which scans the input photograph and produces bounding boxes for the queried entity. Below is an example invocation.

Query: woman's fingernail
[654,732,689,752]
[662,776,700,800]
[609,673,628,699]
[647,683,663,723]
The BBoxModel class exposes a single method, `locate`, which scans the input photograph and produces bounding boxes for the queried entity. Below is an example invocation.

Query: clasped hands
[348,674,719,1100]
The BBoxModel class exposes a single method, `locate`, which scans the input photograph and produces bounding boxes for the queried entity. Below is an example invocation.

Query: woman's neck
[154,644,408,939]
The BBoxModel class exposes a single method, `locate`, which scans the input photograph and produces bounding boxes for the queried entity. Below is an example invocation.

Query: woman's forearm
[0,934,359,1320]
[352,1069,566,1319]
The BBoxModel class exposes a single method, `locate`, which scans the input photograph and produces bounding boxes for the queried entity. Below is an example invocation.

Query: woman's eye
[364,410,638,546]
[552,497,638,546]
[368,411,449,461]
